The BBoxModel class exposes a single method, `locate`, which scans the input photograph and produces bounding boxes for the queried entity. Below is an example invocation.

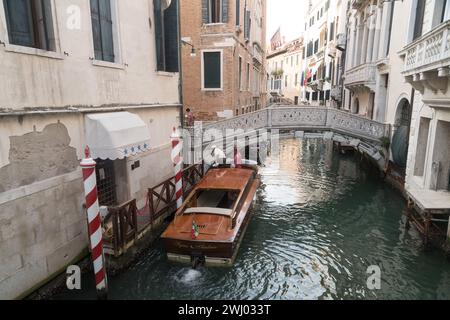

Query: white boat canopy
[85,112,151,160]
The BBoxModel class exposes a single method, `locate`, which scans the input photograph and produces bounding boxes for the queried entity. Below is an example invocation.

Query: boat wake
[174,268,203,285]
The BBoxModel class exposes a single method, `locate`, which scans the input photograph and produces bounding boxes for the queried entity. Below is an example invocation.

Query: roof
[196,168,254,191]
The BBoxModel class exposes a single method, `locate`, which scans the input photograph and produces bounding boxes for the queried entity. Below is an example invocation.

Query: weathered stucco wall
[0,123,78,193]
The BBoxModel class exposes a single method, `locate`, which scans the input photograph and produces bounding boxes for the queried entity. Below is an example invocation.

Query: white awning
[85,112,151,160]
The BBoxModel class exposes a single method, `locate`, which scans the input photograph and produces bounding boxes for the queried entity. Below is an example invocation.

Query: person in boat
[233,145,243,168]
[211,145,226,167]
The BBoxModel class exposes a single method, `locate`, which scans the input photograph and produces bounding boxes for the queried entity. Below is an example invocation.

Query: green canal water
[58,138,450,300]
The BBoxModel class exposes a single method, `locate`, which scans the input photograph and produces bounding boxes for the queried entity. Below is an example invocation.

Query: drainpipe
[340,8,350,110]
[177,0,184,129]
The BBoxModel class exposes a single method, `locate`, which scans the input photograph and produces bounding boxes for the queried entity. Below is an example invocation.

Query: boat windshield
[182,189,240,215]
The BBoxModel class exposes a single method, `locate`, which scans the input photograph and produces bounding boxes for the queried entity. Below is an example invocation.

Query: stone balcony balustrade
[345,62,377,91]
[400,20,450,99]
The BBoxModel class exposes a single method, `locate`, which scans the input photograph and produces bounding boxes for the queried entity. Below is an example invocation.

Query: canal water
[58,138,450,300]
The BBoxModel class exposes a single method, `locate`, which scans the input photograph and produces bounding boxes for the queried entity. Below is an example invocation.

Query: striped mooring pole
[171,127,184,209]
[80,146,108,300]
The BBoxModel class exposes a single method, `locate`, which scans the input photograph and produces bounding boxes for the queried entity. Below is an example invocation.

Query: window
[435,0,450,25]
[285,75,288,87]
[210,0,221,23]
[314,39,319,54]
[246,63,250,90]
[244,8,251,39]
[90,0,115,62]
[386,1,395,55]
[295,73,298,86]
[239,56,243,90]
[235,0,240,25]
[203,0,229,24]
[96,159,117,206]
[443,0,450,22]
[329,21,335,41]
[154,0,179,72]
[203,51,222,89]
[3,0,55,51]
[413,0,425,40]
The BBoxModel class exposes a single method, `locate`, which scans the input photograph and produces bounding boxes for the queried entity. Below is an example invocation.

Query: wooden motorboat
[161,165,260,267]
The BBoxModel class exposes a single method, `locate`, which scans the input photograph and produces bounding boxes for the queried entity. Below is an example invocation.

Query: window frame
[0,0,63,59]
[201,49,223,91]
[208,0,222,24]
[89,0,123,68]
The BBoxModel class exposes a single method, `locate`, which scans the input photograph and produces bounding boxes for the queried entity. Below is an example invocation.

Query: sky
[267,0,306,44]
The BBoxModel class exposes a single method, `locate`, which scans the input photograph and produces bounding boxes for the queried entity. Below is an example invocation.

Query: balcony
[345,62,376,91]
[331,86,342,102]
[336,33,346,51]
[400,20,450,96]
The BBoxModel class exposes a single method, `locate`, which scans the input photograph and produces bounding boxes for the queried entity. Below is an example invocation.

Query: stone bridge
[203,106,391,143]
[186,106,392,167]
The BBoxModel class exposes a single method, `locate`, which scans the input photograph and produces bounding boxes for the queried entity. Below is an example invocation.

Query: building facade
[0,0,181,299]
[343,0,416,176]
[399,0,450,226]
[267,37,304,104]
[302,0,347,108]
[180,0,267,121]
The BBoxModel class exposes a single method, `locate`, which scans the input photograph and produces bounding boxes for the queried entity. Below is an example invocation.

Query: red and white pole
[171,127,183,209]
[80,146,108,299]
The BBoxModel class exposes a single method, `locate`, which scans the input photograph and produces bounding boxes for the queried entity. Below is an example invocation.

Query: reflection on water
[57,138,450,300]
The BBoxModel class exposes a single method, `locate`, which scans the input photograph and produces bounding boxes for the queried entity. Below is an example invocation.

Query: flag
[191,220,199,239]
[304,69,312,86]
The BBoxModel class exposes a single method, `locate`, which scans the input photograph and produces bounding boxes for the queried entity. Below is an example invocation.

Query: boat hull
[162,168,260,267]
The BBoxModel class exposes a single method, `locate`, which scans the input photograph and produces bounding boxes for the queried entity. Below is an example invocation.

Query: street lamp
[181,39,196,57]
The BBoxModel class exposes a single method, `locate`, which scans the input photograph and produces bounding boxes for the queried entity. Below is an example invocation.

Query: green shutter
[236,0,240,26]
[202,0,209,24]
[90,0,114,62]
[90,0,103,60]
[3,0,35,47]
[99,0,114,62]
[164,0,179,72]
[204,52,221,88]
[222,0,229,23]
[154,0,165,71]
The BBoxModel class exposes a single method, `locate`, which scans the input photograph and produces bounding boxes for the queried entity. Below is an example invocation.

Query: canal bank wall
[0,170,89,300]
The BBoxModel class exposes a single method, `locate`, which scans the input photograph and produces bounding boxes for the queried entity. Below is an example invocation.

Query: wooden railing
[104,199,138,257]
[148,163,204,224]
[103,163,204,257]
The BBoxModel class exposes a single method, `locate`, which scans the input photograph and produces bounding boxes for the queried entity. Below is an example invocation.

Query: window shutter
[164,0,179,72]
[99,0,115,62]
[244,10,250,38]
[41,0,55,51]
[202,0,209,24]
[90,0,103,60]
[154,0,165,71]
[222,0,229,23]
[236,0,240,26]
[3,0,35,47]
